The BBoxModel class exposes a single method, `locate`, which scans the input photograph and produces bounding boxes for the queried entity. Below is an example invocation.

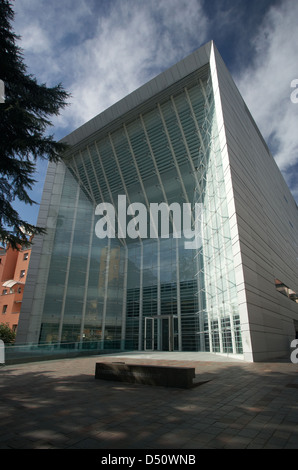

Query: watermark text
[0,80,5,104]
[0,340,4,364]
[290,79,298,103]
[95,196,202,249]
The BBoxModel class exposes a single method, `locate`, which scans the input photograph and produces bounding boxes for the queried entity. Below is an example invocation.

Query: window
[20,270,25,278]
[275,279,298,303]
[2,305,7,314]
[17,287,22,294]
[2,289,7,295]
[275,279,288,297]
[23,252,29,260]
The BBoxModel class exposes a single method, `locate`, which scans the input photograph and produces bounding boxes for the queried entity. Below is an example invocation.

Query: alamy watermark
[290,79,298,103]
[0,80,5,104]
[94,196,203,249]
[0,340,4,364]
[290,339,298,363]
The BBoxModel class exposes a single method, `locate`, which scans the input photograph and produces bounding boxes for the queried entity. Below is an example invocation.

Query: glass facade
[38,64,243,355]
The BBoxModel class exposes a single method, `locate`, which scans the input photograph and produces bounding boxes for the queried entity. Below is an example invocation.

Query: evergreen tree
[0,0,70,248]
[0,322,16,343]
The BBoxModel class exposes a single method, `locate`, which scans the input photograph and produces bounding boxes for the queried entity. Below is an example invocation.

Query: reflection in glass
[38,66,243,355]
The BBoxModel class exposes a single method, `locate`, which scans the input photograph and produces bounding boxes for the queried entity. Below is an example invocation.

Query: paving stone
[1,352,298,449]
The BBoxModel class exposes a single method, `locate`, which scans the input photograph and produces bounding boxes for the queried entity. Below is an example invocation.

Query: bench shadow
[1,358,298,449]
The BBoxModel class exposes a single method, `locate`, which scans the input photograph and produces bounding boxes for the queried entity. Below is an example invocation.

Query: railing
[1,340,134,365]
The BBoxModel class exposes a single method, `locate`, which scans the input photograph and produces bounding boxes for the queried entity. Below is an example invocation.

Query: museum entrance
[144,315,179,351]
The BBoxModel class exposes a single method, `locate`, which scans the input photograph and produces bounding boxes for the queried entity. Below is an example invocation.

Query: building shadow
[1,357,298,450]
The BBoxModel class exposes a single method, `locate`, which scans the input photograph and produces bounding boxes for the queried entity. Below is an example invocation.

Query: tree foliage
[0,322,16,343]
[0,0,70,248]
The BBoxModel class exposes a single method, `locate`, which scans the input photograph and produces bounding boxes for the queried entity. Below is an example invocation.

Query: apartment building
[0,239,32,333]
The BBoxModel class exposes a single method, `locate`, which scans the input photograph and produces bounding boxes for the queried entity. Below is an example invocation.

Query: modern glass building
[17,41,298,361]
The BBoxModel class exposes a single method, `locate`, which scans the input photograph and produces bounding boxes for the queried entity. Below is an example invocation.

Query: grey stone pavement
[1,351,298,450]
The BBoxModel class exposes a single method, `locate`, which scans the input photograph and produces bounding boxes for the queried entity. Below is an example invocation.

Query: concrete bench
[95,362,196,388]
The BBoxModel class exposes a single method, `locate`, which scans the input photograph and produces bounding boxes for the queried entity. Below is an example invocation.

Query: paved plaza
[1,352,298,449]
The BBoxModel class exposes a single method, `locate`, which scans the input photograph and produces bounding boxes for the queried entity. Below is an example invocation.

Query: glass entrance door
[144,315,178,351]
[144,317,155,351]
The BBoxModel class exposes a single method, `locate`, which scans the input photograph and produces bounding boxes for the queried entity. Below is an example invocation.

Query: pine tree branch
[0,0,71,248]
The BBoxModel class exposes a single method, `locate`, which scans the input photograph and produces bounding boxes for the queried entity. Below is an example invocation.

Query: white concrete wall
[212,43,298,361]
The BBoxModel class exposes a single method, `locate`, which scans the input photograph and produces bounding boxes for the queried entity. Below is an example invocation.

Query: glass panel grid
[39,65,243,356]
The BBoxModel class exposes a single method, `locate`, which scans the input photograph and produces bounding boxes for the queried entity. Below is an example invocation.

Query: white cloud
[63,0,208,128]
[19,23,49,54]
[9,0,298,220]
[235,0,298,174]
[13,0,208,132]
[12,0,298,173]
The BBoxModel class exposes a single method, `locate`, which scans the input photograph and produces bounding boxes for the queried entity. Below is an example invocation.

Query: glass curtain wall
[193,76,243,354]
[39,65,243,354]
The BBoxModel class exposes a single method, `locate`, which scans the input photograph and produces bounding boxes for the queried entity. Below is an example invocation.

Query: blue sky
[9,0,298,225]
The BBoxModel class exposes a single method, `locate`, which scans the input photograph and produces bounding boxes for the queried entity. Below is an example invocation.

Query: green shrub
[0,323,16,344]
